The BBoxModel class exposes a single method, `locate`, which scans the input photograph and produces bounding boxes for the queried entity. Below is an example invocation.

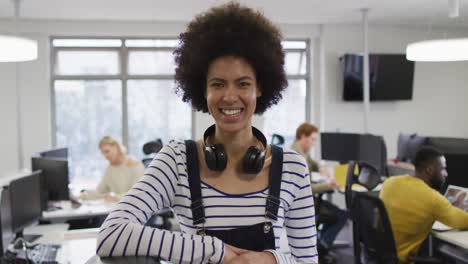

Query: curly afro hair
[174,2,287,114]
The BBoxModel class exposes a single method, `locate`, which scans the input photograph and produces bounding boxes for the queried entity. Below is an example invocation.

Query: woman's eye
[211,82,223,88]
[240,82,251,87]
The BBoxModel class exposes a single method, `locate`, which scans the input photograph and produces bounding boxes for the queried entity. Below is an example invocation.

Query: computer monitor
[445,153,468,189]
[397,133,428,162]
[322,132,387,175]
[9,171,42,236]
[359,134,387,176]
[0,187,14,257]
[31,157,70,205]
[321,132,361,164]
[38,147,68,159]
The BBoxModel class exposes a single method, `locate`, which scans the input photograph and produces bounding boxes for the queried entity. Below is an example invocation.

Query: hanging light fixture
[0,0,38,62]
[406,0,468,62]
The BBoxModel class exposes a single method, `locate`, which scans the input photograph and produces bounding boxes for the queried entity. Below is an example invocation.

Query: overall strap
[184,140,205,225]
[265,145,283,221]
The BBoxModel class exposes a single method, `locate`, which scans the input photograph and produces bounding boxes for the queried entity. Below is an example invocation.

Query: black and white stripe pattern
[97,141,318,264]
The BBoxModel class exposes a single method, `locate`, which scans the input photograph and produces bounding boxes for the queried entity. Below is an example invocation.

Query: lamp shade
[0,35,38,62]
[406,38,468,62]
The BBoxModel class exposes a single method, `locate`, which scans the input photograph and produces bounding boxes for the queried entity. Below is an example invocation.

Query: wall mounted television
[341,53,415,101]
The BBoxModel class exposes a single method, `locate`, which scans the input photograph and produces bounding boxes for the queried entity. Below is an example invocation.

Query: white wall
[0,62,19,174]
[1,19,467,176]
[0,19,318,175]
[322,24,468,158]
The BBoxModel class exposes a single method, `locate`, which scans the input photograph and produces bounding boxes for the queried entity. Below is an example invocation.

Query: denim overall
[184,140,283,251]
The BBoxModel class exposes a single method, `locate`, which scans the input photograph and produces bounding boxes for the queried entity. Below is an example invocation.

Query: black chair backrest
[345,161,381,209]
[351,192,398,264]
[271,134,285,146]
[142,139,163,168]
[142,139,163,155]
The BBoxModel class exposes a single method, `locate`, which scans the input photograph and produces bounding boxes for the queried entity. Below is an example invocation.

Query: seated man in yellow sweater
[380,147,468,263]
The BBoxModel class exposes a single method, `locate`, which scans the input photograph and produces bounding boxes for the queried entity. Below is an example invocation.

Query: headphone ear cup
[204,145,218,171]
[242,146,265,174]
[214,144,227,171]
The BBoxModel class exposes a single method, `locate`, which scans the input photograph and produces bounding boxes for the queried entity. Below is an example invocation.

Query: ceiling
[1,0,468,27]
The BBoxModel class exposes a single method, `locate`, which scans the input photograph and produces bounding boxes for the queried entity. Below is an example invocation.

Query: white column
[14,0,24,169]
[362,8,370,133]
[318,25,326,131]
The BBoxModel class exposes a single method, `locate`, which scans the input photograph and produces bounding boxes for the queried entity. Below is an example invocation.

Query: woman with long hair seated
[80,136,144,202]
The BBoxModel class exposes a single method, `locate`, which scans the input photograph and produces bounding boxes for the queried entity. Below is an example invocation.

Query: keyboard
[28,244,61,264]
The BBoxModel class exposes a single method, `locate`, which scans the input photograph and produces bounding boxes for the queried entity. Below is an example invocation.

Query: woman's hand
[79,191,89,200]
[222,244,249,263]
[104,192,120,202]
[327,177,339,189]
[225,251,276,264]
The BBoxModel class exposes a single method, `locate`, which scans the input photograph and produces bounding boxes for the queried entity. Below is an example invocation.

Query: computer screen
[359,134,387,176]
[0,187,14,256]
[322,132,387,175]
[445,153,468,189]
[38,148,68,159]
[9,171,42,235]
[397,133,428,162]
[321,132,361,164]
[31,157,70,203]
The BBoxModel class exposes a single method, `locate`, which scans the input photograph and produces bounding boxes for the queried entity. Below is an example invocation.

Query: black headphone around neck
[203,124,267,174]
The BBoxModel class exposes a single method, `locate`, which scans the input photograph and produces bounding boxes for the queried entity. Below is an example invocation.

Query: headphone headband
[203,125,267,150]
[202,124,268,173]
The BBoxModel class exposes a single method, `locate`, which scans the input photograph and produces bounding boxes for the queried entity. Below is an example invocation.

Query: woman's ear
[256,86,262,97]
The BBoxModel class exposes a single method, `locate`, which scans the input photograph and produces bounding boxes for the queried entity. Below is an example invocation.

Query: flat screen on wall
[342,54,415,101]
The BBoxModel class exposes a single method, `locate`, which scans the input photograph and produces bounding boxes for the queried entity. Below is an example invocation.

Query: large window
[263,40,310,147]
[51,38,192,189]
[52,38,310,188]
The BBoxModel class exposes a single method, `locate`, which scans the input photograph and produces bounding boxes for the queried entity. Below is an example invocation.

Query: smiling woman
[206,56,261,133]
[96,2,318,264]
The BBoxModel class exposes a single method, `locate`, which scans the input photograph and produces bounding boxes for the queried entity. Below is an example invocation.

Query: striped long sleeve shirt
[96,140,318,264]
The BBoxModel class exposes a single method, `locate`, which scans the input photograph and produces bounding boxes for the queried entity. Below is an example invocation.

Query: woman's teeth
[221,109,243,116]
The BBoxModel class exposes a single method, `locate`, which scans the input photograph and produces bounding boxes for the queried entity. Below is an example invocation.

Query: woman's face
[100,144,120,164]
[206,56,261,133]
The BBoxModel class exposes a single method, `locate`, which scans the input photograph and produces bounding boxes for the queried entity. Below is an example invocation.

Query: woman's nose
[222,84,238,101]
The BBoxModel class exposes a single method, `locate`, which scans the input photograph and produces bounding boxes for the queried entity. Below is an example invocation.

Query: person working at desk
[80,136,144,202]
[291,123,347,254]
[96,3,318,263]
[380,147,468,263]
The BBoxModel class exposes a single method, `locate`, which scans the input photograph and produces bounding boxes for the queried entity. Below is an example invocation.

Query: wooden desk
[24,224,100,264]
[86,256,163,264]
[432,230,468,263]
[433,230,468,250]
[42,200,116,222]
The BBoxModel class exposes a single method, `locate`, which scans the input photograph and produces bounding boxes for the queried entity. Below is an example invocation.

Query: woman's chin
[214,120,249,133]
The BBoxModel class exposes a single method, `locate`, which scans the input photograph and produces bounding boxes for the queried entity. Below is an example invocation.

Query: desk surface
[433,230,468,250]
[24,224,100,264]
[86,256,164,264]
[42,200,116,222]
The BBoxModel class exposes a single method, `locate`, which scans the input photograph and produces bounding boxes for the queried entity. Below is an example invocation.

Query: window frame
[50,36,311,148]
[50,36,195,151]
[282,38,311,122]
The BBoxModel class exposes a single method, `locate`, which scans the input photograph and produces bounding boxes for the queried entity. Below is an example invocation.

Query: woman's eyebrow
[207,77,225,82]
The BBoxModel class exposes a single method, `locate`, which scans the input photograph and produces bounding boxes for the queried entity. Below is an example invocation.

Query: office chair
[346,162,441,264]
[142,139,163,167]
[350,192,441,264]
[271,134,285,146]
[145,208,174,231]
[345,161,381,210]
